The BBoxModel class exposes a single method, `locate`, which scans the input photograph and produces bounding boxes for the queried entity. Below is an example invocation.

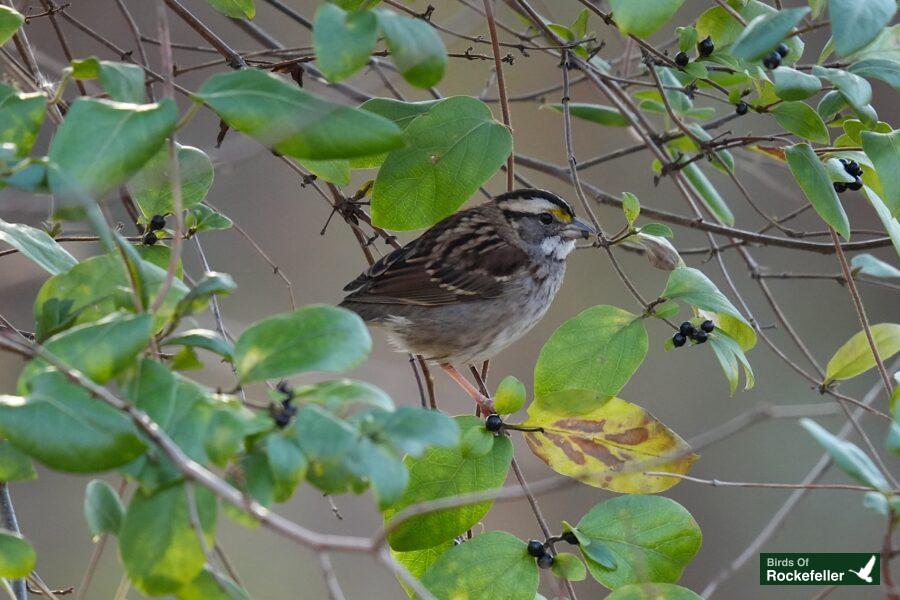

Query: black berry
[674,51,689,67]
[700,320,715,333]
[762,52,781,69]
[844,160,862,177]
[775,43,790,58]
[833,181,848,193]
[527,540,545,557]
[697,36,714,57]
[735,101,749,115]
[679,321,696,337]
[847,177,862,191]
[276,381,294,398]
[562,531,580,545]
[485,414,503,432]
[149,214,167,231]
[537,554,554,569]
[672,333,687,348]
[142,231,158,245]
[693,330,708,344]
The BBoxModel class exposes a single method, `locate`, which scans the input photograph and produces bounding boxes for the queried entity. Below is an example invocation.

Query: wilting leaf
[522,390,696,493]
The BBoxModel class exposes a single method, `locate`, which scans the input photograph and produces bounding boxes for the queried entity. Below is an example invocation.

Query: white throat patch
[541,236,576,260]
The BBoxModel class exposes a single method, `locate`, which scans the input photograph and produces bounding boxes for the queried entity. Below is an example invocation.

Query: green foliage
[195,70,404,160]
[828,0,896,56]
[234,305,371,382]
[730,8,808,61]
[787,143,852,238]
[0,5,24,45]
[801,420,889,490]
[71,58,146,103]
[206,0,255,20]
[0,218,77,275]
[0,531,35,579]
[576,495,702,589]
[384,416,512,551]
[0,441,35,482]
[314,4,378,82]
[606,583,702,600]
[609,0,685,39]
[494,375,526,415]
[771,102,830,144]
[84,479,125,539]
[127,145,214,221]
[861,129,900,217]
[376,10,447,88]
[546,102,628,127]
[420,532,538,600]
[0,85,46,156]
[371,96,512,230]
[772,67,823,101]
[824,323,900,383]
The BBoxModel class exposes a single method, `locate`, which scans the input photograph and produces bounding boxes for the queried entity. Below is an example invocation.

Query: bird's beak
[561,216,596,240]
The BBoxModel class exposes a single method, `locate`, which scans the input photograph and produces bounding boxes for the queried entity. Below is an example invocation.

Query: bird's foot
[439,364,495,414]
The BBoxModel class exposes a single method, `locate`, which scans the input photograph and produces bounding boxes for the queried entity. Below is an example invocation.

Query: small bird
[339,189,594,407]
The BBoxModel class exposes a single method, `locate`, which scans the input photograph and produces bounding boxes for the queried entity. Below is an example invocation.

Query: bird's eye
[538,212,554,225]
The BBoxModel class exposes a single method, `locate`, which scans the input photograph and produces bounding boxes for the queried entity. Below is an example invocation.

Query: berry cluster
[527,540,554,569]
[270,381,298,428]
[672,320,715,347]
[143,214,167,245]
[833,159,864,193]
[673,36,714,69]
[762,43,790,69]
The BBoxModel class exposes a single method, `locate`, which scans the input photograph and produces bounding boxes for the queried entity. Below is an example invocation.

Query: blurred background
[1,0,897,598]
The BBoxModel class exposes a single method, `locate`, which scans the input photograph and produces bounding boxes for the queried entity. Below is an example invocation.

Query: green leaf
[127,144,214,220]
[119,483,217,595]
[680,161,735,226]
[817,90,848,121]
[314,4,378,82]
[376,10,447,88]
[164,329,234,360]
[640,223,673,237]
[372,96,512,230]
[652,300,680,320]
[207,0,255,19]
[292,379,393,417]
[800,419,888,490]
[622,192,640,226]
[33,253,188,340]
[708,329,755,394]
[494,375,526,415]
[522,390,695,493]
[266,431,308,502]
[784,143,851,239]
[235,305,371,383]
[84,479,125,538]
[730,7,808,61]
[96,61,145,103]
[813,67,872,114]
[828,0,896,56]
[0,218,77,275]
[23,312,153,386]
[460,425,494,458]
[391,542,453,597]
[772,67,822,101]
[421,532,538,600]
[185,204,232,233]
[383,416,513,551]
[48,98,178,202]
[608,0,685,38]
[0,441,35,482]
[552,552,587,581]
[546,103,628,127]
[606,583,703,600]
[0,5,24,45]
[0,371,145,472]
[861,185,900,257]
[195,70,403,160]
[0,88,46,156]
[175,271,236,318]
[861,130,900,217]
[176,568,249,600]
[204,409,251,467]
[851,254,900,279]
[577,495,702,589]
[662,267,749,327]
[359,97,440,129]
[298,158,350,185]
[697,1,803,61]
[771,102,830,144]
[677,26,697,53]
[825,323,900,383]
[370,407,460,457]
[534,305,648,399]
[849,58,900,90]
[0,531,35,579]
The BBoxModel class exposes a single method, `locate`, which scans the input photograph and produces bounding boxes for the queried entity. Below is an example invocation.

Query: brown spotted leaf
[521,390,696,493]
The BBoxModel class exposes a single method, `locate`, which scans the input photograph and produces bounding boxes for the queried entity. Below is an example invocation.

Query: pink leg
[439,364,495,414]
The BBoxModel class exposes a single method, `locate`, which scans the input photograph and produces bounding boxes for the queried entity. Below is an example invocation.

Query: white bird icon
[848,555,877,583]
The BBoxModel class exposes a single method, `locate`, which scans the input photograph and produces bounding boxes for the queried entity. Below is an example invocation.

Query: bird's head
[493,189,596,260]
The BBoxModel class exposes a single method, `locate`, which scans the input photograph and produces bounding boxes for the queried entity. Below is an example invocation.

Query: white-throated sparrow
[340,189,594,384]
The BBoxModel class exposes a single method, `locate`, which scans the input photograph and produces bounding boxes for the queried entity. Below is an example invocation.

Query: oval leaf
[828,0,895,56]
[546,103,628,127]
[420,532,538,600]
[608,0,685,38]
[606,583,703,600]
[235,305,371,383]
[84,479,125,538]
[861,129,900,218]
[772,67,822,101]
[372,96,512,230]
[784,143,851,239]
[127,144,214,220]
[0,531,35,579]
[772,102,829,144]
[522,390,696,493]
[801,419,888,490]
[576,495,702,589]
[314,4,378,82]
[730,7,808,61]
[377,10,447,88]
[0,218,77,275]
[825,323,900,383]
[195,70,403,160]
[534,305,648,399]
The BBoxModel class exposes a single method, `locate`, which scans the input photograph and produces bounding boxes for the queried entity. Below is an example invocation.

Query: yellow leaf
[521,390,696,493]
[825,323,900,383]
